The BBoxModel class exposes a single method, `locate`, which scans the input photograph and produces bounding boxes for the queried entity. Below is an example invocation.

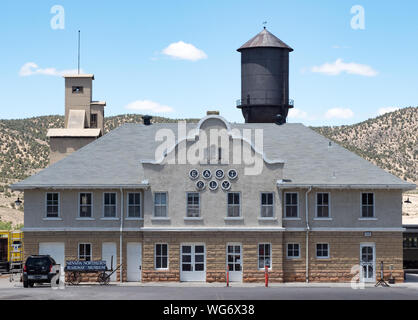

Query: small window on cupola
[72,86,84,94]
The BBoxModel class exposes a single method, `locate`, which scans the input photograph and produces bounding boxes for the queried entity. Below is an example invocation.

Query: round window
[228,169,238,180]
[196,180,206,191]
[215,169,225,180]
[221,180,231,191]
[189,169,199,180]
[202,169,212,180]
[209,180,219,191]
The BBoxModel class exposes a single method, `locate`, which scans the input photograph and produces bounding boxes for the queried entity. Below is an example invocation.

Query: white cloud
[311,58,378,77]
[288,108,309,119]
[19,62,81,77]
[325,108,354,119]
[162,41,207,61]
[125,100,174,113]
[378,107,399,116]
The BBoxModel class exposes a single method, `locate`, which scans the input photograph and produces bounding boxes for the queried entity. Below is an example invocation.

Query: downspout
[305,186,312,283]
[120,188,124,284]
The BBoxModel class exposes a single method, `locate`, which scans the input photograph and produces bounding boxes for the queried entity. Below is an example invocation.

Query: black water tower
[237,28,294,123]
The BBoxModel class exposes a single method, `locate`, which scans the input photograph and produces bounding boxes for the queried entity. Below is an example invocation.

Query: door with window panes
[180,244,206,282]
[227,244,242,282]
[360,244,376,283]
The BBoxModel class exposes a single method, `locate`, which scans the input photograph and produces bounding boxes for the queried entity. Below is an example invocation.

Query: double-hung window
[128,193,141,218]
[361,193,374,218]
[285,193,298,218]
[187,193,200,217]
[79,193,92,218]
[155,244,168,270]
[78,243,92,261]
[227,193,240,217]
[258,243,271,269]
[103,193,116,218]
[316,193,330,218]
[46,193,59,218]
[154,192,168,217]
[261,193,274,218]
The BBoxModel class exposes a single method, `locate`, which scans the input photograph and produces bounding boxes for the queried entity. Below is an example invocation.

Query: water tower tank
[237,28,294,123]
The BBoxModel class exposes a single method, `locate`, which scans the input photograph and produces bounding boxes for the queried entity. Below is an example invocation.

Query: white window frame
[155,243,169,270]
[45,192,60,219]
[153,192,168,218]
[226,242,243,272]
[260,192,274,218]
[258,243,272,270]
[102,192,117,219]
[186,192,201,218]
[78,192,94,219]
[126,192,142,220]
[360,192,376,219]
[78,243,92,261]
[284,192,299,220]
[227,192,241,218]
[316,243,330,259]
[286,243,301,259]
[315,192,331,220]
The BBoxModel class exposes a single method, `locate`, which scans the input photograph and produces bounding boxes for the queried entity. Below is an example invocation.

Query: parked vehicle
[23,255,60,288]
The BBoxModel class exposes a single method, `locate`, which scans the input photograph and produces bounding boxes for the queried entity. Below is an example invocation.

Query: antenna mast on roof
[263,21,267,29]
[78,30,81,74]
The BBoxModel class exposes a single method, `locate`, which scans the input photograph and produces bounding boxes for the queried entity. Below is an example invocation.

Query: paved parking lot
[1,275,418,300]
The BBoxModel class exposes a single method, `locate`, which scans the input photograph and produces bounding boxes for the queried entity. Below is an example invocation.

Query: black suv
[23,255,60,288]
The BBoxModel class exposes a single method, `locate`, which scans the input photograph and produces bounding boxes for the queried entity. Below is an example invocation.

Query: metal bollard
[265,266,269,288]
[226,265,230,287]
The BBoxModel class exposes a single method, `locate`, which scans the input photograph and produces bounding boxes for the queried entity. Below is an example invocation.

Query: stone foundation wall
[23,231,404,283]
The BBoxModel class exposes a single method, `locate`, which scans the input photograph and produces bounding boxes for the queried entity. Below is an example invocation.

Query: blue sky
[1,0,417,126]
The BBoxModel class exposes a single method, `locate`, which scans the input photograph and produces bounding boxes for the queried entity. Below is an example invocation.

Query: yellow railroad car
[0,230,23,272]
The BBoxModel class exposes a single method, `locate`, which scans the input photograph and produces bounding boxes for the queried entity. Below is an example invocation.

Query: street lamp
[14,197,22,208]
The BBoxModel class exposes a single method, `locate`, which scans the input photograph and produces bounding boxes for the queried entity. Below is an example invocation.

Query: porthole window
[202,169,212,180]
[215,169,225,180]
[228,169,238,180]
[196,180,206,191]
[189,169,199,180]
[221,180,231,191]
[209,180,219,191]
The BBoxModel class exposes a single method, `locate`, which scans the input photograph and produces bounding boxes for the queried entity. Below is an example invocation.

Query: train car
[0,230,24,273]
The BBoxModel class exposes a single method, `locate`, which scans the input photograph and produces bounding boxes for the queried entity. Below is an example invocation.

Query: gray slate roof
[237,28,293,52]
[11,122,415,190]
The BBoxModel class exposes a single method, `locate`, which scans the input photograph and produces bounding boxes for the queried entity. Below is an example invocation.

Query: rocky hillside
[0,108,416,228]
[312,107,417,184]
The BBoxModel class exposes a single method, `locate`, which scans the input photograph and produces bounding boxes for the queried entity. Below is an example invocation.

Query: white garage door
[39,243,65,267]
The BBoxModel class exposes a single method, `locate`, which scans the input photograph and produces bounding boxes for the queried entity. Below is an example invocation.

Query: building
[403,225,418,269]
[12,29,416,283]
[47,74,106,165]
